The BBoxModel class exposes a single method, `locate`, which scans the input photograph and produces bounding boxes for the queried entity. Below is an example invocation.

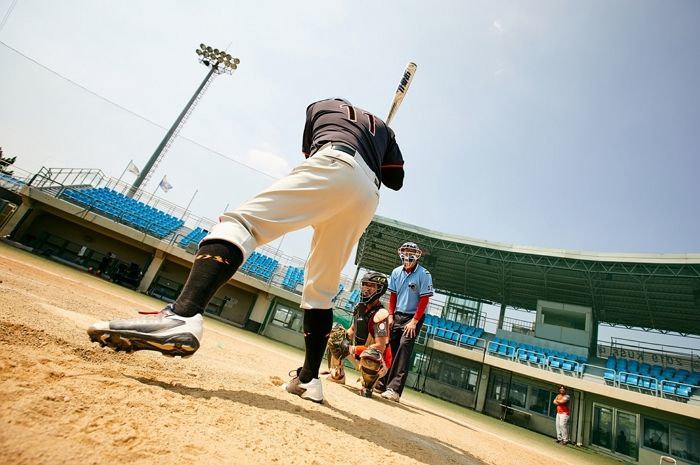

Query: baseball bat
[385,62,417,126]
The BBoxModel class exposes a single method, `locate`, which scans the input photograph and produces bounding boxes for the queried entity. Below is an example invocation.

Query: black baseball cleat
[87,304,203,357]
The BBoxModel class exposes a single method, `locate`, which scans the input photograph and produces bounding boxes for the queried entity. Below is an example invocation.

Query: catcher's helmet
[360,271,388,304]
[398,241,422,268]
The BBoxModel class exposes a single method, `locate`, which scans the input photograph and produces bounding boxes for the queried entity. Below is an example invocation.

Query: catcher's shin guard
[358,347,386,397]
[326,323,350,384]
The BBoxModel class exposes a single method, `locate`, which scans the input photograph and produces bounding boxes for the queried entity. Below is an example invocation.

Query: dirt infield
[0,243,624,465]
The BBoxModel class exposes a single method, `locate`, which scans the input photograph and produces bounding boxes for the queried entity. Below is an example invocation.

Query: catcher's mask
[360,271,388,304]
[398,241,422,268]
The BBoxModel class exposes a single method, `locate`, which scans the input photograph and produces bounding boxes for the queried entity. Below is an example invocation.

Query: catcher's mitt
[327,323,350,360]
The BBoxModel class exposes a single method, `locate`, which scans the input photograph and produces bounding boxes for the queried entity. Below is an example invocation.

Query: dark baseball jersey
[302,98,405,190]
[352,301,390,346]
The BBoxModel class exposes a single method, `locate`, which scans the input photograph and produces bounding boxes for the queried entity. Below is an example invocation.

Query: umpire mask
[398,241,422,268]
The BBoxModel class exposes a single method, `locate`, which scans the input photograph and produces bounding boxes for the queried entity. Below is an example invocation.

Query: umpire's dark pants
[384,312,424,395]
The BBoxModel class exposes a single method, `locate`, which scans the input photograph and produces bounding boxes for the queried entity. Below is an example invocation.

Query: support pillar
[0,202,33,237]
[497,302,507,330]
[474,364,491,412]
[137,249,166,293]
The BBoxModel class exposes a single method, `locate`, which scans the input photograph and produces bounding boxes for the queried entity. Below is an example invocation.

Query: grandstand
[1,167,699,465]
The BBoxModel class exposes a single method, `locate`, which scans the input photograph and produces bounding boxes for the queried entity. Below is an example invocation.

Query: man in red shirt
[553,385,571,445]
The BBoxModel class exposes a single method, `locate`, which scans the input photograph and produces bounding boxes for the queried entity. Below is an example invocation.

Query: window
[644,417,699,463]
[489,373,509,402]
[592,405,614,449]
[542,308,586,330]
[615,411,638,459]
[270,305,302,331]
[670,425,699,463]
[592,404,639,460]
[528,387,556,417]
[422,352,479,390]
[508,381,528,408]
[643,418,669,453]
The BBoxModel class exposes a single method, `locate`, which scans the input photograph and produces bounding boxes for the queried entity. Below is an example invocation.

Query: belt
[395,312,417,317]
[326,143,380,189]
[330,143,357,156]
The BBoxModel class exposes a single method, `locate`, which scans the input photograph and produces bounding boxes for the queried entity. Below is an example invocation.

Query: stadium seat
[63,187,185,238]
[639,363,651,376]
[662,382,678,396]
[344,289,361,309]
[676,384,693,399]
[603,367,616,384]
[625,372,640,387]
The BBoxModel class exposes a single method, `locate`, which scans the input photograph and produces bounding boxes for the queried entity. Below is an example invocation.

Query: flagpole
[183,189,198,219]
[115,159,133,189]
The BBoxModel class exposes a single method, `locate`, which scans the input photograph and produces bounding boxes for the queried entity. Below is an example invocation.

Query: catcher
[326,271,393,397]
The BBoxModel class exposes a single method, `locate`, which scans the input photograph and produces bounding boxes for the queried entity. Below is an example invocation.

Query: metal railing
[417,324,486,352]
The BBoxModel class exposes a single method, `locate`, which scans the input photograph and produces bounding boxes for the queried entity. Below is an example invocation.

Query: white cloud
[243,149,291,178]
[493,20,504,33]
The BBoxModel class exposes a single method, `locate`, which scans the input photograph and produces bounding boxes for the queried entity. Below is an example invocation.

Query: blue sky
[1,1,699,344]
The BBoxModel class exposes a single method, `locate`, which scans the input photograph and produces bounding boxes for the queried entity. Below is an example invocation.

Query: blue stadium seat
[628,360,640,373]
[676,384,693,399]
[662,382,678,396]
[344,289,361,309]
[650,365,663,378]
[639,363,651,376]
[603,368,616,384]
[63,187,185,238]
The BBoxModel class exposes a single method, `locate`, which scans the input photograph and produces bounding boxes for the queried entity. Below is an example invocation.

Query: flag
[158,175,173,193]
[127,161,140,175]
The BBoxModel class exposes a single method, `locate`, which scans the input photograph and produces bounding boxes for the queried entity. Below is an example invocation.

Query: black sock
[172,240,243,317]
[299,308,333,383]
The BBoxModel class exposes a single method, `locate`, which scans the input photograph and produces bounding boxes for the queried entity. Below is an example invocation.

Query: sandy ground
[0,242,631,465]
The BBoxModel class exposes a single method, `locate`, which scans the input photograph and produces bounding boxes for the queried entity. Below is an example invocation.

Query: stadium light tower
[127,44,240,197]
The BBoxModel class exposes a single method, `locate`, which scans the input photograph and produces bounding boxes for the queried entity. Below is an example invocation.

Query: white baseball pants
[204,144,380,309]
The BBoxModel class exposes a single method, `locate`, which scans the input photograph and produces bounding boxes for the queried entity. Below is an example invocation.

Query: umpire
[381,241,433,402]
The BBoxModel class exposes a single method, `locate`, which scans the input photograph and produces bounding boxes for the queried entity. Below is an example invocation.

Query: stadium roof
[354,216,700,336]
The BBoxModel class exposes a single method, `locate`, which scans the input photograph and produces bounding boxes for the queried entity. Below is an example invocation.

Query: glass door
[592,403,639,460]
[592,405,613,449]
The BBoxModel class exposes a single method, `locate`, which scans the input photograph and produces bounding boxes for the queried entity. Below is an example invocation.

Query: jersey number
[341,104,376,136]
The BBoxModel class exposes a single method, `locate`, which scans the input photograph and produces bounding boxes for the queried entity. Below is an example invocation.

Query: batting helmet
[360,271,388,304]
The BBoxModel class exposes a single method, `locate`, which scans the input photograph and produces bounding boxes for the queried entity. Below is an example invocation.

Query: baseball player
[87,97,405,404]
[326,272,392,397]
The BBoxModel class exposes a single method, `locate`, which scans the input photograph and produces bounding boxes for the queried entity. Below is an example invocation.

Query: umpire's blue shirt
[388,264,434,315]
